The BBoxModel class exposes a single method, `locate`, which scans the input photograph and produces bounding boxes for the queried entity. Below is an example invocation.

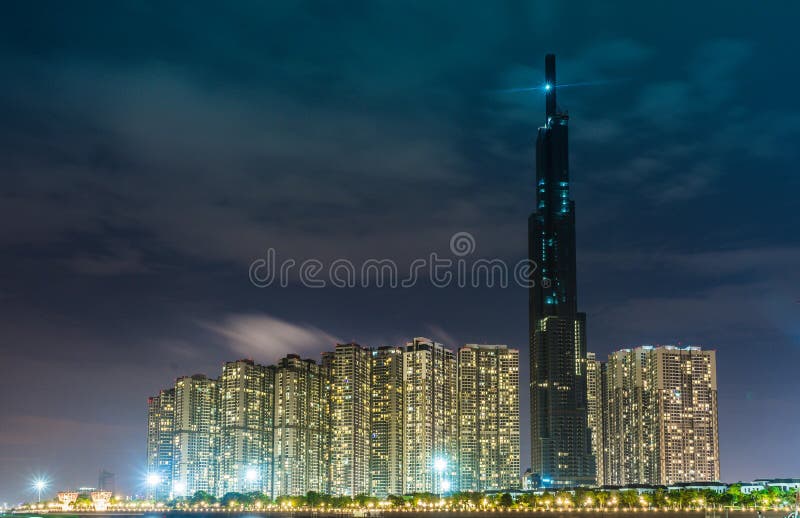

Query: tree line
[166,484,796,510]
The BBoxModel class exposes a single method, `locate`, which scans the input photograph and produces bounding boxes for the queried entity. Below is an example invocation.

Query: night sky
[1,1,799,503]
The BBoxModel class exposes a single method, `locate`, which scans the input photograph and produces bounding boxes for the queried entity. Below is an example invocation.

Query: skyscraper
[402,337,457,494]
[272,354,330,496]
[98,469,116,494]
[370,346,405,498]
[173,374,219,497]
[457,344,520,492]
[218,359,274,496]
[329,342,372,496]
[146,388,175,500]
[528,54,595,486]
[586,352,603,486]
[602,345,719,485]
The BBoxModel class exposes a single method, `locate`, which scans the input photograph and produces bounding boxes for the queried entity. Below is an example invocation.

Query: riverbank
[5,509,795,518]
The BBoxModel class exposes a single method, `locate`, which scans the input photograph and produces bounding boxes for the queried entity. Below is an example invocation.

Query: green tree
[619,490,639,508]
[468,491,486,507]
[355,494,378,507]
[305,491,324,507]
[516,492,535,509]
[575,488,594,507]
[331,495,353,508]
[275,495,295,507]
[498,493,513,508]
[387,494,406,508]
[651,489,668,508]
[190,491,217,505]
[725,484,743,506]
[221,492,250,507]
[74,495,93,509]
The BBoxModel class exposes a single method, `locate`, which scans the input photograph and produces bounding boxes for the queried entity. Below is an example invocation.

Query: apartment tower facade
[457,344,520,492]
[172,374,219,497]
[602,345,719,485]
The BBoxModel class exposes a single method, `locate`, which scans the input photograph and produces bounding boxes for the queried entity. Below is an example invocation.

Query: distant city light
[146,473,161,487]
[433,457,447,472]
[245,468,259,482]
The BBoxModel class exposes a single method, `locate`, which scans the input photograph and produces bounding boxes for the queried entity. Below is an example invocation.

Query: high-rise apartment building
[370,346,404,498]
[329,343,372,496]
[457,344,520,492]
[273,355,330,496]
[586,352,603,486]
[528,53,594,487]
[147,337,526,498]
[218,359,274,496]
[402,337,457,494]
[146,388,175,500]
[173,374,219,497]
[602,345,719,485]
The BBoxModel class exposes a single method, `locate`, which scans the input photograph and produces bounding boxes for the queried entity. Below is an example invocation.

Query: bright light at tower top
[33,479,47,491]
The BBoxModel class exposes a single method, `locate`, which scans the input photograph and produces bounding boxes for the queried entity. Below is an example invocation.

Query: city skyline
[143,339,520,499]
[2,1,800,505]
[138,339,721,500]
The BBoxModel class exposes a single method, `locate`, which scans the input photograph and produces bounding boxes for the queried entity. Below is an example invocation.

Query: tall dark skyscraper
[528,54,595,487]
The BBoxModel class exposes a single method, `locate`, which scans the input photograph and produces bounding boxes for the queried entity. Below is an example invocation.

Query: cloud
[636,80,692,128]
[0,61,512,268]
[584,244,800,351]
[563,38,653,77]
[424,324,460,348]
[651,161,722,203]
[68,243,151,276]
[692,38,754,108]
[572,118,624,144]
[204,313,340,362]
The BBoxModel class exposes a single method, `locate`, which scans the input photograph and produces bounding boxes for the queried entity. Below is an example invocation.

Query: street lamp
[433,457,448,495]
[173,481,186,497]
[245,468,259,483]
[33,478,48,503]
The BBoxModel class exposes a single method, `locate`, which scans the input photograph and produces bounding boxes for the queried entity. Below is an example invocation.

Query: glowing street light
[245,468,259,483]
[33,478,48,503]
[173,481,186,497]
[146,473,161,487]
[433,457,449,495]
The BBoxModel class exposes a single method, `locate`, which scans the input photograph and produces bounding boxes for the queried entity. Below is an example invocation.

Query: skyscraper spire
[545,53,557,119]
